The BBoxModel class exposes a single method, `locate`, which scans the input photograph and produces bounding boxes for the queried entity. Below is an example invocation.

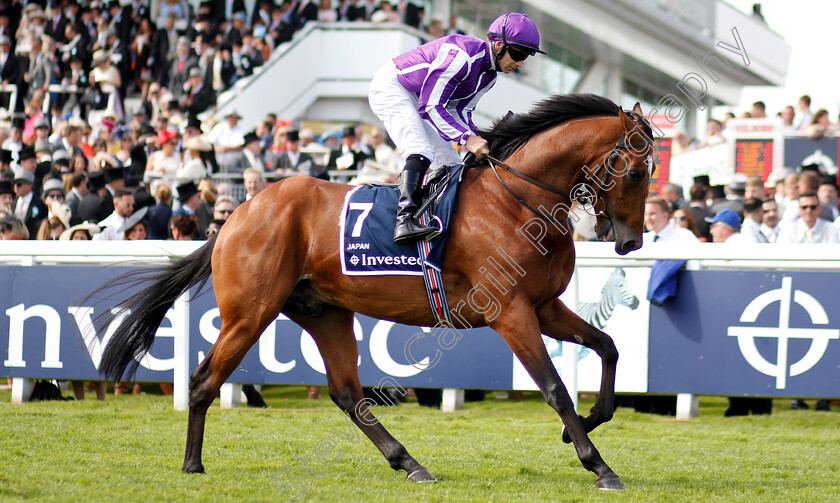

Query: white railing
[4,240,840,413]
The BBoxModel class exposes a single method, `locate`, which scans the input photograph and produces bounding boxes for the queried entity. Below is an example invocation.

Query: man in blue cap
[706,208,758,244]
[369,12,545,244]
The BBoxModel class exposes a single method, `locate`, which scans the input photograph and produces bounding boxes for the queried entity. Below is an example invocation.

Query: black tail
[98,236,217,381]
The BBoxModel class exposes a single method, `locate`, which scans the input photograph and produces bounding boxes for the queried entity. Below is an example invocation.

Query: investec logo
[349,254,421,267]
[727,277,839,389]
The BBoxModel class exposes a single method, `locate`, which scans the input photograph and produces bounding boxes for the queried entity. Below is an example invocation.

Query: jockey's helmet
[487,13,546,57]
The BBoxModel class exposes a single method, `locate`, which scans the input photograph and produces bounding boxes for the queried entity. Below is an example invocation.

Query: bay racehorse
[99,93,654,491]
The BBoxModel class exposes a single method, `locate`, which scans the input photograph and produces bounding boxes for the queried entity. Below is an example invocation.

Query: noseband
[486,110,653,227]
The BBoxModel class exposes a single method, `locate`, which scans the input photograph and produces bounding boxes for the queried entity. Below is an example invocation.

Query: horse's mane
[477,93,622,161]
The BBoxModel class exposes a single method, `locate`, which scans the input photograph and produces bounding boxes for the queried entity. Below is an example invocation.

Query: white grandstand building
[213,0,790,139]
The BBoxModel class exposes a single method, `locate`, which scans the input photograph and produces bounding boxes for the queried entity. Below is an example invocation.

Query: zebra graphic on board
[543,267,640,364]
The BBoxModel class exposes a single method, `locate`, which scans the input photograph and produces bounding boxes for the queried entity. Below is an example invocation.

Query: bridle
[485,110,654,227]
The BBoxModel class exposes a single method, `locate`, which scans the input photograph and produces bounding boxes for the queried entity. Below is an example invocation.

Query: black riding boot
[394,169,437,244]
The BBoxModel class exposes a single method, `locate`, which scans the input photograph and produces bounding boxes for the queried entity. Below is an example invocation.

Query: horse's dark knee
[596,334,618,364]
[329,383,360,413]
[188,357,216,408]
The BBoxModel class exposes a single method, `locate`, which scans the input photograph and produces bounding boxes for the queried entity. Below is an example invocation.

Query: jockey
[369,13,545,244]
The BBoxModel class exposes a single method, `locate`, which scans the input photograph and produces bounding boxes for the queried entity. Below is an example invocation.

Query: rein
[484,112,654,228]
[485,154,571,226]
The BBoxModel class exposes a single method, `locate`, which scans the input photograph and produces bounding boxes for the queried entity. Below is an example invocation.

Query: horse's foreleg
[288,307,435,483]
[495,309,623,490]
[536,299,618,444]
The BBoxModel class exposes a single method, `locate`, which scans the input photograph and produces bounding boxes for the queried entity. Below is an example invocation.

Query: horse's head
[590,103,655,255]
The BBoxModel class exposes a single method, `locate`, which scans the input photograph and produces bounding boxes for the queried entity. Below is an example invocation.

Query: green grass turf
[0,386,838,502]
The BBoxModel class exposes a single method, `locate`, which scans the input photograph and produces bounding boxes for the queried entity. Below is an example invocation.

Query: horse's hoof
[596,474,625,491]
[406,468,437,483]
[182,463,206,474]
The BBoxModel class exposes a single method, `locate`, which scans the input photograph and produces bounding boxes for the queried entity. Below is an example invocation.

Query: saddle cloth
[340,165,462,276]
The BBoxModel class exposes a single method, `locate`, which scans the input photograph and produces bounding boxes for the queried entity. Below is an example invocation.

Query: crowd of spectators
[671,94,840,155]
[0,0,417,245]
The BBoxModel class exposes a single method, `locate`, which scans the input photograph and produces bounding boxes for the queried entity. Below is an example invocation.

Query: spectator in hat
[270,129,314,176]
[686,184,712,240]
[144,129,180,185]
[176,180,212,235]
[118,206,150,241]
[0,149,12,177]
[41,177,66,205]
[59,221,101,241]
[240,131,267,172]
[32,116,52,143]
[76,170,110,223]
[51,149,72,173]
[177,136,212,182]
[706,209,757,244]
[94,189,136,240]
[101,165,126,216]
[325,125,368,181]
[709,181,742,219]
[0,179,14,212]
[208,110,247,172]
[180,65,215,117]
[65,171,88,225]
[760,198,781,243]
[12,169,47,239]
[777,192,840,244]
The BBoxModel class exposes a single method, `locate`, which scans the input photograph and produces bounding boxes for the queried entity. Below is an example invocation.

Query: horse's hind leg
[536,299,618,444]
[183,275,297,473]
[287,306,435,482]
[494,307,623,490]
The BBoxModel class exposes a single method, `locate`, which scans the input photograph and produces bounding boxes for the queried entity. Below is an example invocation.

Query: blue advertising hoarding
[649,270,840,398]
[0,265,514,389]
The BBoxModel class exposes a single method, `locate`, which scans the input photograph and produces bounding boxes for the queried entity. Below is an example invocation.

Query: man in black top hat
[0,149,12,179]
[176,180,213,237]
[12,170,47,239]
[77,170,110,223]
[102,165,126,215]
[271,130,315,176]
[240,131,267,172]
[325,125,368,182]
[0,179,14,211]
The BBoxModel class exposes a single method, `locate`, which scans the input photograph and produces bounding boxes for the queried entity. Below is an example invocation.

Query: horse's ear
[632,102,643,115]
[618,108,634,132]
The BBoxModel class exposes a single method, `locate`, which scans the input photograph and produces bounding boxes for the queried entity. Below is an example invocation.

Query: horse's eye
[628,170,644,182]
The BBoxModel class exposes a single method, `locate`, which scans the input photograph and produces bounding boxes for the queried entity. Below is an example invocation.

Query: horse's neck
[507,121,619,196]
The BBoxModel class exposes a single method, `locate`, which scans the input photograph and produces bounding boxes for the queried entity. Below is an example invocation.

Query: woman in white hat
[176,136,212,183]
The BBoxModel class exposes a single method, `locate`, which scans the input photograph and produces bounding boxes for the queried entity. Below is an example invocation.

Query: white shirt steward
[644,225,699,244]
[368,35,498,170]
[776,218,840,243]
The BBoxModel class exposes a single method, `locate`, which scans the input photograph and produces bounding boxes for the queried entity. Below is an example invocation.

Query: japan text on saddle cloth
[339,164,463,326]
